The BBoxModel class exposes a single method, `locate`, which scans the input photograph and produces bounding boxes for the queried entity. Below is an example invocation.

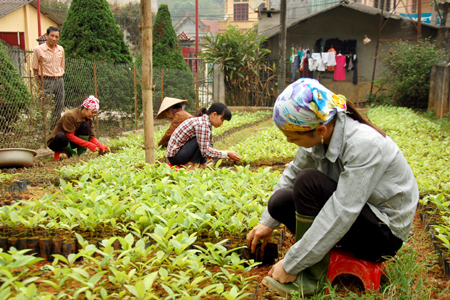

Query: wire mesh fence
[1,44,217,150]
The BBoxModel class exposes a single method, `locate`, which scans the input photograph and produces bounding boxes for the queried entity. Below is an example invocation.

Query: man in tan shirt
[32,26,65,130]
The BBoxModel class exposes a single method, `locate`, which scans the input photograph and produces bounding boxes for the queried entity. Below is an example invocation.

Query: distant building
[174,13,219,56]
[0,0,63,51]
[219,0,267,33]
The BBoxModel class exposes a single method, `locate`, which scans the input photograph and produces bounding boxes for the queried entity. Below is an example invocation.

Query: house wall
[177,19,208,39]
[219,0,268,32]
[266,6,437,86]
[0,4,58,51]
[224,0,260,22]
[258,12,280,32]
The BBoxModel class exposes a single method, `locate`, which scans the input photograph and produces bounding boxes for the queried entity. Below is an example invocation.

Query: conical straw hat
[156,97,189,119]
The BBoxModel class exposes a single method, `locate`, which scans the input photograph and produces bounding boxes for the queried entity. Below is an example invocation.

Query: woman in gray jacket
[246,78,418,297]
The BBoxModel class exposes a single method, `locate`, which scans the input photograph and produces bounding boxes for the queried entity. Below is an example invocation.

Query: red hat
[82,95,99,112]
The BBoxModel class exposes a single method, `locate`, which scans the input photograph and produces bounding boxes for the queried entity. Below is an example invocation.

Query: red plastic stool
[325,248,383,293]
[167,163,184,170]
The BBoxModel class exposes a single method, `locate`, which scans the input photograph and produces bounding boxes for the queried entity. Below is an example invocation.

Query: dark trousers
[168,137,207,165]
[43,77,65,130]
[48,121,90,152]
[267,168,403,262]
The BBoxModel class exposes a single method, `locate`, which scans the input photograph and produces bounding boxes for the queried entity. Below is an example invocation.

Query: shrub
[0,44,33,131]
[199,25,272,106]
[136,4,195,108]
[377,39,448,109]
[59,0,132,64]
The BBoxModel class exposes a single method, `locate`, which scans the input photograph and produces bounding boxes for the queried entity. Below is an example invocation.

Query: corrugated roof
[0,0,33,19]
[0,0,63,26]
[258,1,439,39]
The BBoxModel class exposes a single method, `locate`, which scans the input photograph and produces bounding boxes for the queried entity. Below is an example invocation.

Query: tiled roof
[36,34,47,41]
[0,0,33,19]
[177,31,195,41]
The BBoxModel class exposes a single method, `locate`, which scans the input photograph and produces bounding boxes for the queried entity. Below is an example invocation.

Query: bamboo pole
[357,64,361,107]
[277,0,287,96]
[369,0,385,97]
[141,0,155,164]
[134,66,137,132]
[39,59,47,147]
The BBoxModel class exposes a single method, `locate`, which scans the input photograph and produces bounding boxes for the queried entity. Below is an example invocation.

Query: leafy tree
[0,44,33,131]
[136,4,195,108]
[153,4,190,72]
[200,25,273,106]
[109,1,142,58]
[376,39,449,109]
[59,0,132,63]
[41,0,70,22]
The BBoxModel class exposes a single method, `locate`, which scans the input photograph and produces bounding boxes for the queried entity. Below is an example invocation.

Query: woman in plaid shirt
[166,103,241,170]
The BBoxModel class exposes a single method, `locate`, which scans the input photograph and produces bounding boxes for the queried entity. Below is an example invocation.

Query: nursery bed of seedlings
[0,111,284,299]
[0,108,449,299]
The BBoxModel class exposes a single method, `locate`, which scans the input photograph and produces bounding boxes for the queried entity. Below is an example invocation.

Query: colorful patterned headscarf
[273,78,347,131]
[82,95,99,112]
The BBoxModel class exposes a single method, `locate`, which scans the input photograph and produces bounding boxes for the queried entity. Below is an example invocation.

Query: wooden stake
[141,0,155,164]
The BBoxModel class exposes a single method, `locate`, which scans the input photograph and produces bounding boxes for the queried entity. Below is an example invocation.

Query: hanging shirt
[322,52,336,67]
[327,48,337,71]
[334,54,346,81]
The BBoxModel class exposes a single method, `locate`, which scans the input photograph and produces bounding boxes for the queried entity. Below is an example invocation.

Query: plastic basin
[0,148,37,168]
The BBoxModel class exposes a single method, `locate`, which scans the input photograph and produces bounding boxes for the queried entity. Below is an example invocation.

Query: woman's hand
[246,223,273,254]
[227,151,241,161]
[268,260,297,283]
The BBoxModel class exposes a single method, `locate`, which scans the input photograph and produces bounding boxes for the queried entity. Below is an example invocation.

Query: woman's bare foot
[198,163,207,169]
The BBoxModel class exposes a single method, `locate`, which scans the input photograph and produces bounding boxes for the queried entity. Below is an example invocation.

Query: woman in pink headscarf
[47,95,110,160]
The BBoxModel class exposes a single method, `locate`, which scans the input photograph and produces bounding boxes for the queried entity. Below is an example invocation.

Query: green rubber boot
[76,135,89,156]
[62,143,77,158]
[262,212,330,298]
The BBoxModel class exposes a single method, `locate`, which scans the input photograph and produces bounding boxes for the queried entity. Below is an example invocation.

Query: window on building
[234,3,249,21]
[374,0,391,11]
